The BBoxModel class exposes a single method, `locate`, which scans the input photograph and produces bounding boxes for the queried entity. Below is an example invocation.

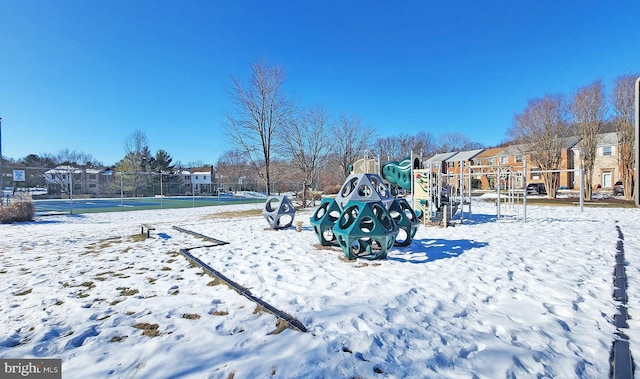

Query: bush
[0,201,36,223]
[322,184,342,195]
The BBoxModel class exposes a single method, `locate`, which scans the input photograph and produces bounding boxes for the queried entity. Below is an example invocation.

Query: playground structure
[347,151,530,225]
[310,150,587,260]
[416,159,586,224]
[377,153,534,224]
[347,150,380,176]
[381,157,415,196]
[263,195,296,229]
[380,156,465,226]
[412,169,461,225]
[310,173,419,260]
[413,159,525,224]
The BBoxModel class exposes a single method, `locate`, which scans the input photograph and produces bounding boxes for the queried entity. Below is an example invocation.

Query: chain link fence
[1,166,312,213]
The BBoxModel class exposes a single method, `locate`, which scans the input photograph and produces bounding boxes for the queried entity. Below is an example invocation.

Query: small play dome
[262,195,296,229]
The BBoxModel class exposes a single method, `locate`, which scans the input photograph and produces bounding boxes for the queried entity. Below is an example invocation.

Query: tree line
[222,59,483,206]
[3,59,637,203]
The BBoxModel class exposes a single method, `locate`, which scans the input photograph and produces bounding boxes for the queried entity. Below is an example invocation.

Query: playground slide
[382,157,413,191]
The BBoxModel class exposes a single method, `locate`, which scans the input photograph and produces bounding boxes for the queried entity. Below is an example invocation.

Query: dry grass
[109,335,128,343]
[14,288,32,296]
[201,209,263,220]
[133,323,160,337]
[268,319,290,335]
[519,196,637,208]
[117,287,139,296]
[182,313,201,320]
[0,201,35,223]
[128,234,148,243]
[253,305,267,314]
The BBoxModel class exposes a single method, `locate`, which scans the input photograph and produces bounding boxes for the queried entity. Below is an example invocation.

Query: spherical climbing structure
[263,195,296,229]
[310,198,342,246]
[387,198,419,247]
[333,201,398,260]
[335,173,394,210]
[310,173,419,260]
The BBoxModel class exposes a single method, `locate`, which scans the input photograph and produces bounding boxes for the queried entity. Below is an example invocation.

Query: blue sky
[1,1,638,166]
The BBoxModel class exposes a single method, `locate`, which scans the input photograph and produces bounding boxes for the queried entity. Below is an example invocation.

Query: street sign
[13,170,25,182]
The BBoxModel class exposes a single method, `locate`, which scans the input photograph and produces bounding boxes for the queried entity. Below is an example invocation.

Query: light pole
[0,117,3,205]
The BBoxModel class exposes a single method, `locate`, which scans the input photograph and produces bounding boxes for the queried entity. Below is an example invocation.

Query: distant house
[469,147,506,189]
[181,167,214,194]
[44,166,109,196]
[418,136,581,192]
[572,132,620,190]
[444,149,484,175]
[422,152,457,174]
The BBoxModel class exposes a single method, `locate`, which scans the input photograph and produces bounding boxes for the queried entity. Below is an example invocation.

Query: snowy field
[1,198,639,378]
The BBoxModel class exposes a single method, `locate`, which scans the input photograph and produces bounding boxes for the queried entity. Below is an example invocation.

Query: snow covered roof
[424,152,457,164]
[444,149,485,162]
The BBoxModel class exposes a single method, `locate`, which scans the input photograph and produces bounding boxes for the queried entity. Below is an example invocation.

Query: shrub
[322,184,342,195]
[0,201,36,224]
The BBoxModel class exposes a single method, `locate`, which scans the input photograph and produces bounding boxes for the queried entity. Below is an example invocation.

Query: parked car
[613,181,624,196]
[526,183,547,195]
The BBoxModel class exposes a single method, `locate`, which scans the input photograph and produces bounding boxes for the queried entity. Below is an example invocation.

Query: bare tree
[570,80,606,201]
[509,94,572,198]
[186,160,205,168]
[413,132,439,161]
[123,130,151,172]
[375,132,437,163]
[55,149,99,167]
[279,104,333,207]
[611,74,638,200]
[43,166,82,198]
[44,149,100,196]
[437,132,483,152]
[225,59,294,195]
[117,130,152,196]
[330,114,374,180]
[214,150,251,193]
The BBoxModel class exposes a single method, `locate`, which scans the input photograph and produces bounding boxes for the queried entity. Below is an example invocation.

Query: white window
[602,146,612,156]
[515,155,523,163]
[500,156,508,164]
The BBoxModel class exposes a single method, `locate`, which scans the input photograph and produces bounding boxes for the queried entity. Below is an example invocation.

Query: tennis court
[33,193,266,215]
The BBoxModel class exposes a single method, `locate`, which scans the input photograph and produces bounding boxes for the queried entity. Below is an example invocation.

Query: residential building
[468,147,507,189]
[181,167,214,194]
[44,166,110,196]
[572,132,619,190]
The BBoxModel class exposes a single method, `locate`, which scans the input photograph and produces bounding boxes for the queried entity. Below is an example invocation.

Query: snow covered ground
[1,198,639,378]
